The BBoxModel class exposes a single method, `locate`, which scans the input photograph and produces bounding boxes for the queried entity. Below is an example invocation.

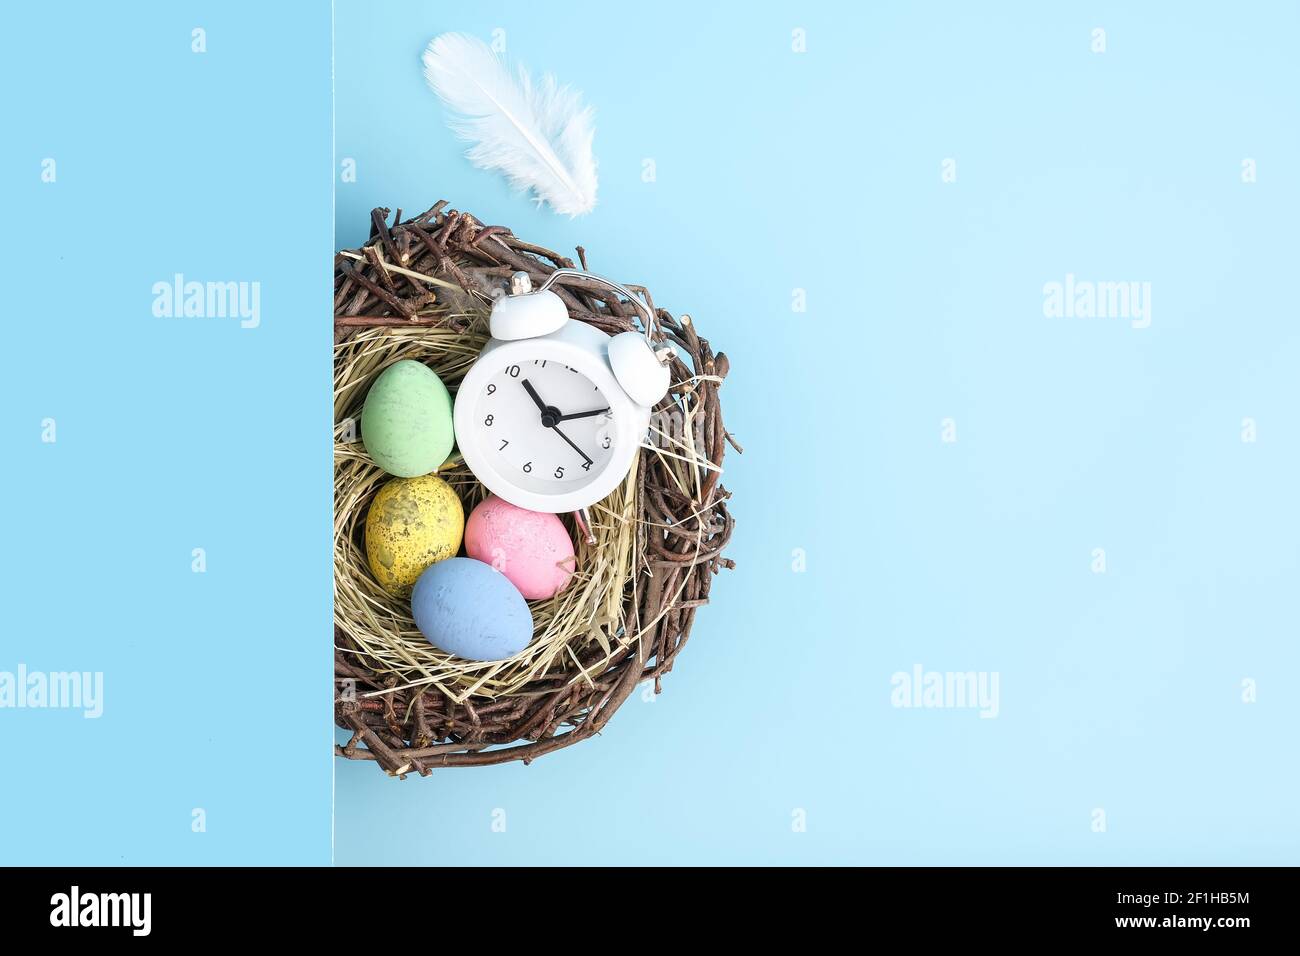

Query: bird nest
[334,202,737,776]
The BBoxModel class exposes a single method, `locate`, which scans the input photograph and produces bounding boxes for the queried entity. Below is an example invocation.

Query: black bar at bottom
[0,866,1283,940]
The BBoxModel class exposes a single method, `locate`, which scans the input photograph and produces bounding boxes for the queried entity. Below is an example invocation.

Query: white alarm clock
[453,269,672,515]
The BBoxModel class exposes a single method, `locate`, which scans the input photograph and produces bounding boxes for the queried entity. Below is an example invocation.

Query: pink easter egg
[464,495,576,600]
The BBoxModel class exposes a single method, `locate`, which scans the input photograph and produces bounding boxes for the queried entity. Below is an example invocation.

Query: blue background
[1,0,1294,867]
[1,4,333,864]
[335,0,1299,866]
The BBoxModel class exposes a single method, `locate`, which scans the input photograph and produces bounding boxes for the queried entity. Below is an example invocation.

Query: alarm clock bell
[490,270,672,409]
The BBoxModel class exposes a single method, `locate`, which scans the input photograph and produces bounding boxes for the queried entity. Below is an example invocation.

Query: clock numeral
[582,461,592,472]
[533,360,546,367]
[601,436,612,449]
[506,365,521,378]
[553,466,565,479]
[522,461,532,473]
[484,414,494,426]
[486,383,496,395]
[498,439,509,451]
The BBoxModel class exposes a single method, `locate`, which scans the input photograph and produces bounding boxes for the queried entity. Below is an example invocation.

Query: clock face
[471,359,616,488]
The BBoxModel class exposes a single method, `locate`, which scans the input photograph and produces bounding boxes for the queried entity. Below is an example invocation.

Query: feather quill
[423,33,597,217]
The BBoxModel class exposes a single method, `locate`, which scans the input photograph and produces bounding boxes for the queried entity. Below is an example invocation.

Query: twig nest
[465,495,575,600]
[334,202,736,775]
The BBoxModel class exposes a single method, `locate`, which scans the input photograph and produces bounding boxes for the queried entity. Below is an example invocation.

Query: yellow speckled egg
[365,474,465,597]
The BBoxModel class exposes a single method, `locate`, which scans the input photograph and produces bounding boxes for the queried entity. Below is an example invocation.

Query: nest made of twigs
[334,202,737,776]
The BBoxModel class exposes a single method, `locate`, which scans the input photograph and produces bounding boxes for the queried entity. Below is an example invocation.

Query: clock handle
[537,269,673,406]
[572,507,597,546]
[537,268,671,359]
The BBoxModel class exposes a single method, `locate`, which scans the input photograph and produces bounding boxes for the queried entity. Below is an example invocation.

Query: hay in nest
[334,202,737,776]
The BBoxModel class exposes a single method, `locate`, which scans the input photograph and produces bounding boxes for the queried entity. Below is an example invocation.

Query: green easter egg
[361,360,454,477]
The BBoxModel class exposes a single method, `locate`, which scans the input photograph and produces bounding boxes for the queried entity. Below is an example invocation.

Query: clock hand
[556,406,611,422]
[520,378,548,414]
[521,375,595,464]
[549,423,593,467]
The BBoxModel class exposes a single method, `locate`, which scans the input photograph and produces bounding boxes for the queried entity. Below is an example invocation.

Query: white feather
[423,33,597,217]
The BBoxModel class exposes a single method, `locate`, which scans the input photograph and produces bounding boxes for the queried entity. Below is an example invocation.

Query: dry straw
[334,202,736,776]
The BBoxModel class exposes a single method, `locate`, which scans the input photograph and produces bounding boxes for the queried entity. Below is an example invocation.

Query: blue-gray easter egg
[411,557,533,661]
